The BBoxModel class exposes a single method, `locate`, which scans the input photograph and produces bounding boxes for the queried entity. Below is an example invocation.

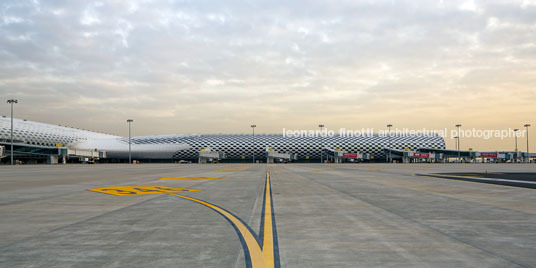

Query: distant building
[0,117,445,162]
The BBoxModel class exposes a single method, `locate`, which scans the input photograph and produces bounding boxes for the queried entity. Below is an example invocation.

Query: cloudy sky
[0,0,535,151]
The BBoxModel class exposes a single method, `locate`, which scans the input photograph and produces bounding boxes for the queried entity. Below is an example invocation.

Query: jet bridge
[63,148,107,164]
[266,148,298,163]
[323,148,370,163]
[0,142,106,164]
[198,147,227,163]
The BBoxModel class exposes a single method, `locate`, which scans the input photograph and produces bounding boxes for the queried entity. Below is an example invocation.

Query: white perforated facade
[0,118,446,160]
[0,117,118,147]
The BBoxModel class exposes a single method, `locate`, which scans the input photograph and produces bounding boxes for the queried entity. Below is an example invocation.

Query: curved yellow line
[170,194,267,268]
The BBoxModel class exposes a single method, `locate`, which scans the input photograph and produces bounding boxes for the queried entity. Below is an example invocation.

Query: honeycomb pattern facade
[1,117,445,161]
[0,117,118,147]
[125,133,446,160]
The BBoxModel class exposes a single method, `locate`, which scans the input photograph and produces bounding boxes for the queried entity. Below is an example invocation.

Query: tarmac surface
[423,172,536,189]
[0,163,535,268]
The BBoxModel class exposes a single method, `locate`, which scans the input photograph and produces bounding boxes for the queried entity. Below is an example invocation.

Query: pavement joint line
[159,177,227,180]
[0,194,165,250]
[214,167,250,172]
[326,166,536,193]
[436,174,536,185]
[362,172,536,216]
[307,168,536,216]
[0,179,212,247]
[417,174,536,189]
[0,191,88,207]
[282,165,534,268]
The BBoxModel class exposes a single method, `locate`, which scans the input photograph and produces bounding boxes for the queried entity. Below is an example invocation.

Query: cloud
[0,0,535,151]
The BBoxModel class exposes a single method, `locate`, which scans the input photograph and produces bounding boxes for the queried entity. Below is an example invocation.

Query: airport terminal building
[0,117,446,163]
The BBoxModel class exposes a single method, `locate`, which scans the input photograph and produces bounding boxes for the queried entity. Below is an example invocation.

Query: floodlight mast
[319,124,324,163]
[514,128,519,153]
[524,124,531,163]
[7,99,18,165]
[251,124,256,163]
[455,124,462,163]
[387,124,393,163]
[127,119,133,164]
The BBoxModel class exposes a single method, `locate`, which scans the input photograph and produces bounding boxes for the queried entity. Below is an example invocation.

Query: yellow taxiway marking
[172,168,279,268]
[262,169,276,268]
[88,186,200,196]
[159,177,226,180]
[170,193,267,268]
[88,169,279,268]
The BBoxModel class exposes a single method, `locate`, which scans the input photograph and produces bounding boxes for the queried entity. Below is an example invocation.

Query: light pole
[514,128,519,163]
[7,99,18,165]
[387,124,393,163]
[127,119,133,164]
[319,124,324,163]
[525,124,531,163]
[454,136,459,162]
[514,127,519,150]
[456,124,462,163]
[251,124,256,163]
